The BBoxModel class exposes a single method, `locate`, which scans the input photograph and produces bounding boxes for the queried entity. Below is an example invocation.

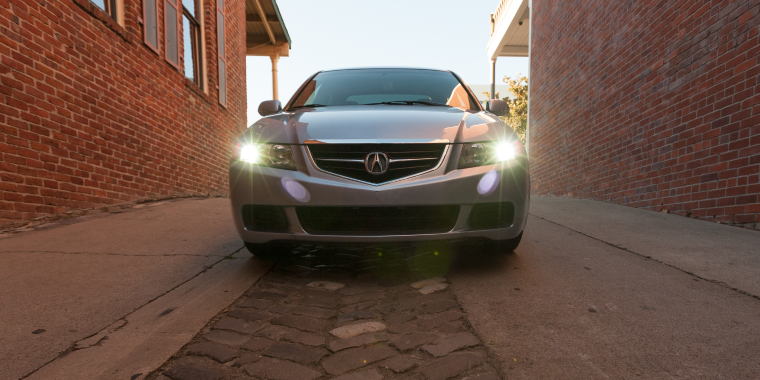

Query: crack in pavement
[0,250,231,257]
[18,244,246,380]
[75,320,128,350]
[528,213,760,302]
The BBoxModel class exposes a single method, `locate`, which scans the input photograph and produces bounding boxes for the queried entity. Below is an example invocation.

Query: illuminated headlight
[458,141,521,169]
[239,144,261,163]
[234,143,296,170]
[494,141,517,161]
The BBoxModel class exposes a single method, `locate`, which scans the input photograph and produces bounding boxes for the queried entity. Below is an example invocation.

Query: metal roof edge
[269,0,291,47]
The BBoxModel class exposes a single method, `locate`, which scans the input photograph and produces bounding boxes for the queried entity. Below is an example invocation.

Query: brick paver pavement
[147,245,502,380]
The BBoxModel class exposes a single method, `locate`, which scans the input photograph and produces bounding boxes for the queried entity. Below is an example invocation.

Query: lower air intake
[469,202,515,230]
[241,205,289,232]
[296,205,460,235]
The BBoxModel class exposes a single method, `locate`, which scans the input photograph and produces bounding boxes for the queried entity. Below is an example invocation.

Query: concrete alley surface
[0,198,271,380]
[2,196,759,379]
[529,197,760,297]
[450,198,760,379]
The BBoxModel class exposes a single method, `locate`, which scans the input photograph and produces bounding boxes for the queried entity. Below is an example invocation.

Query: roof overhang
[487,0,530,60]
[245,0,291,57]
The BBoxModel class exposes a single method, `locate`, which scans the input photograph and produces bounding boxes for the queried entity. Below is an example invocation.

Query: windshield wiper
[289,104,329,109]
[364,100,449,107]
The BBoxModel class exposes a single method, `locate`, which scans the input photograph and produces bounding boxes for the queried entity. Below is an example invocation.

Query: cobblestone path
[148,245,503,380]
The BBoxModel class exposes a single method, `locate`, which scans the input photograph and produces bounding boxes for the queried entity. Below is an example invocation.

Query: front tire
[244,242,292,260]
[486,231,523,253]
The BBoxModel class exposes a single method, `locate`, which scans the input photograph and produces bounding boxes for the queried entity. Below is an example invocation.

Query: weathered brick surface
[204,330,250,346]
[272,314,332,332]
[237,297,274,310]
[164,365,226,380]
[321,345,396,375]
[211,317,264,335]
[327,333,387,352]
[226,309,272,322]
[288,304,338,319]
[148,250,500,380]
[379,356,418,373]
[330,321,387,339]
[530,0,760,229]
[283,330,326,346]
[418,309,465,329]
[262,342,329,364]
[332,369,384,380]
[186,342,239,363]
[420,352,487,380]
[418,298,458,314]
[244,357,322,380]
[390,333,438,351]
[421,332,481,357]
[241,336,275,352]
[0,0,247,230]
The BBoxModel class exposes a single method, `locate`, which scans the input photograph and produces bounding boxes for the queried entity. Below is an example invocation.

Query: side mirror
[486,99,509,117]
[258,100,282,116]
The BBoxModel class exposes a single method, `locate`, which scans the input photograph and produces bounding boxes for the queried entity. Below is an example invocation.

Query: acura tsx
[229,68,529,258]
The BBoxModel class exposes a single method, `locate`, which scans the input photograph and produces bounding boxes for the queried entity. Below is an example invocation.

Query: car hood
[243,105,517,144]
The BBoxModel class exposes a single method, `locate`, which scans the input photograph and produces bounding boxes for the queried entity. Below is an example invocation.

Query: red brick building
[490,0,760,229]
[1,0,258,229]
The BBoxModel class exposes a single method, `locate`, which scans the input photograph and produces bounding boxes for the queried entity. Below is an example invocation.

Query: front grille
[296,205,460,235]
[469,202,515,230]
[307,144,447,184]
[241,205,289,232]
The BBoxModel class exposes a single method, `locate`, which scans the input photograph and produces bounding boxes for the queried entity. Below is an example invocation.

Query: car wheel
[487,231,523,253]
[244,242,291,260]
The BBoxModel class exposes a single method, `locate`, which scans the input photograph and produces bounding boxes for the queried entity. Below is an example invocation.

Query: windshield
[288,69,481,111]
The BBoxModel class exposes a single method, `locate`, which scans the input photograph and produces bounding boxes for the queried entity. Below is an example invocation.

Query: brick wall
[530,0,760,229]
[0,0,247,229]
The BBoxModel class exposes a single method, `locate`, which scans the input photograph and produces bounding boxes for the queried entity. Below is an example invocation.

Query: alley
[0,199,271,380]
[2,197,759,379]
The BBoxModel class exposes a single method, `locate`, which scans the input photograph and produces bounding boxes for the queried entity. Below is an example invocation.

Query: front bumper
[229,145,529,244]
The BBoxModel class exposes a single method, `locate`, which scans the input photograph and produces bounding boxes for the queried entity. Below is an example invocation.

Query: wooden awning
[487,0,529,60]
[245,0,291,57]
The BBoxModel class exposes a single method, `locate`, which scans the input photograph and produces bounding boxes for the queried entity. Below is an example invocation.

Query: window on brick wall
[165,0,181,69]
[143,0,159,53]
[91,0,119,22]
[183,0,203,88]
[217,0,227,106]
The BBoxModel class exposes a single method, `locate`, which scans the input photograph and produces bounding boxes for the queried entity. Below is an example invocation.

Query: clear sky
[245,0,529,126]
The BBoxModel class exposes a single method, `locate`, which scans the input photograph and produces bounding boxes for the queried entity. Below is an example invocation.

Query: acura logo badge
[364,152,389,175]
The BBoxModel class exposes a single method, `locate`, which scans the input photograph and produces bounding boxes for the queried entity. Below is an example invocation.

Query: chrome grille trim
[305,144,449,186]
[315,158,365,163]
[303,138,451,144]
[314,157,439,163]
[388,157,439,162]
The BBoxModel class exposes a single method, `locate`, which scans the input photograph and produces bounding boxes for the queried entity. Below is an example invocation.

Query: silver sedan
[229,68,529,258]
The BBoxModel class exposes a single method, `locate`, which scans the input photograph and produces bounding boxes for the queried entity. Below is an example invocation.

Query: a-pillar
[270,54,280,100]
[490,59,496,100]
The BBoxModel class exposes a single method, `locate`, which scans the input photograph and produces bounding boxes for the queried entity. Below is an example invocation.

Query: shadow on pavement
[264,241,517,285]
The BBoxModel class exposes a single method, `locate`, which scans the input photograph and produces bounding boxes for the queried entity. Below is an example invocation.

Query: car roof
[319,67,453,73]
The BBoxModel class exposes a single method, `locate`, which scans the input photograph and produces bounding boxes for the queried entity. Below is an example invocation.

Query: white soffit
[487,0,530,59]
